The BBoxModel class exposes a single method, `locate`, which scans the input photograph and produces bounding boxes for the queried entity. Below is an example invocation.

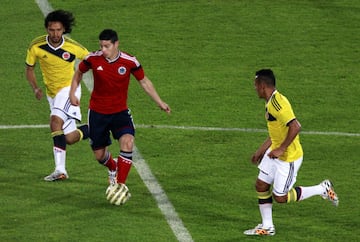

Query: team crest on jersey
[118,66,127,75]
[62,52,71,60]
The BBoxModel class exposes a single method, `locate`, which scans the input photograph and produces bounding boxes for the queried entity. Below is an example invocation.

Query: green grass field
[1,0,359,241]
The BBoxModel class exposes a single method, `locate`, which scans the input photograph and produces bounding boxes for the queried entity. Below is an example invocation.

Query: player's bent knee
[273,194,287,203]
[255,179,270,192]
[65,131,80,145]
[93,149,107,162]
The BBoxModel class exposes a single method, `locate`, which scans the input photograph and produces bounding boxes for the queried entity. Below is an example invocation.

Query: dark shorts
[88,109,135,150]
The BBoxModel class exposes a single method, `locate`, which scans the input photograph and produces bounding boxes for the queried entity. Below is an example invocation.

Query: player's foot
[106,183,131,205]
[320,179,339,207]
[108,158,118,185]
[244,224,276,236]
[108,170,117,185]
[44,170,69,181]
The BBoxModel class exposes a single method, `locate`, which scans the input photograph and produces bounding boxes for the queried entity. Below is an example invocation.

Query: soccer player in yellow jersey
[25,10,89,181]
[244,69,339,236]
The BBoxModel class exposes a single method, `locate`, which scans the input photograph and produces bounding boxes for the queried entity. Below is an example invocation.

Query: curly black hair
[44,10,75,34]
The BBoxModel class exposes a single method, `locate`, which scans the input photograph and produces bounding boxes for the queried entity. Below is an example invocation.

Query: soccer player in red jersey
[69,29,170,205]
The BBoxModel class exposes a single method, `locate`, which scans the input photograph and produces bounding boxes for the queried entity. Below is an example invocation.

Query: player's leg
[117,134,134,184]
[64,120,89,145]
[256,179,274,228]
[93,143,129,205]
[104,132,133,205]
[244,178,275,236]
[284,162,339,206]
[44,86,83,181]
[59,85,87,145]
[88,110,116,184]
[94,148,113,168]
[94,148,117,185]
[287,184,324,202]
[272,158,302,204]
[272,157,339,206]
[283,157,316,204]
[111,110,135,185]
[244,149,276,236]
[102,110,135,205]
[44,114,68,181]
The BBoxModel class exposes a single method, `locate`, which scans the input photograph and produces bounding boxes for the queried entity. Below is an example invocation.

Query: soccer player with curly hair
[25,10,89,181]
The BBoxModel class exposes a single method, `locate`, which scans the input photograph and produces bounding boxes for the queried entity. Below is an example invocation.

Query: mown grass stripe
[1,124,359,137]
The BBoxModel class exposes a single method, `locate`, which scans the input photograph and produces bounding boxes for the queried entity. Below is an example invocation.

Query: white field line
[1,123,359,137]
[33,1,194,241]
[139,124,360,137]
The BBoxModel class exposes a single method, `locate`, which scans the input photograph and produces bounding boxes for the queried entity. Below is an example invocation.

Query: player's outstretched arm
[139,76,171,113]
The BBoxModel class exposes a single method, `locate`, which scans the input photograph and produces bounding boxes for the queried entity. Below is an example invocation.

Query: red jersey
[79,50,145,114]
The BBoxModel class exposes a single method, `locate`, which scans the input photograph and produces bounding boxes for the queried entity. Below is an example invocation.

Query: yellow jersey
[265,90,303,162]
[26,35,88,98]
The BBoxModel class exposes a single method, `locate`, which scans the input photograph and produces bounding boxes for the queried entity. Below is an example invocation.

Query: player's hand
[69,95,80,106]
[267,147,285,159]
[34,88,43,100]
[251,151,263,165]
[159,102,171,114]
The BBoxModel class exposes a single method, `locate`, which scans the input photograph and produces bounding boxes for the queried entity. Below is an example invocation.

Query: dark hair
[99,29,119,43]
[255,69,276,87]
[45,10,75,34]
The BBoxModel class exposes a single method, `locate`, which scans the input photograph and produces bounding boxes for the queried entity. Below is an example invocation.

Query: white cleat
[244,224,276,236]
[320,179,339,207]
[44,170,69,181]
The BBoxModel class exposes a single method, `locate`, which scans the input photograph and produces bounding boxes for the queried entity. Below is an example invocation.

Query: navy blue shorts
[88,109,135,150]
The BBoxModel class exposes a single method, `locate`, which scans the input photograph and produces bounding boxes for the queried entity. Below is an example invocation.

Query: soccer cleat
[244,224,276,236]
[320,179,339,207]
[105,183,131,205]
[108,170,117,185]
[44,170,69,181]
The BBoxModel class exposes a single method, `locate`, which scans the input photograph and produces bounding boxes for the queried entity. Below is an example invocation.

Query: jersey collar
[46,35,65,50]
[106,50,121,63]
[266,90,277,104]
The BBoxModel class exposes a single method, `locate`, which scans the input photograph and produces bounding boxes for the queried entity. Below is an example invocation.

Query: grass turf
[0,0,359,241]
